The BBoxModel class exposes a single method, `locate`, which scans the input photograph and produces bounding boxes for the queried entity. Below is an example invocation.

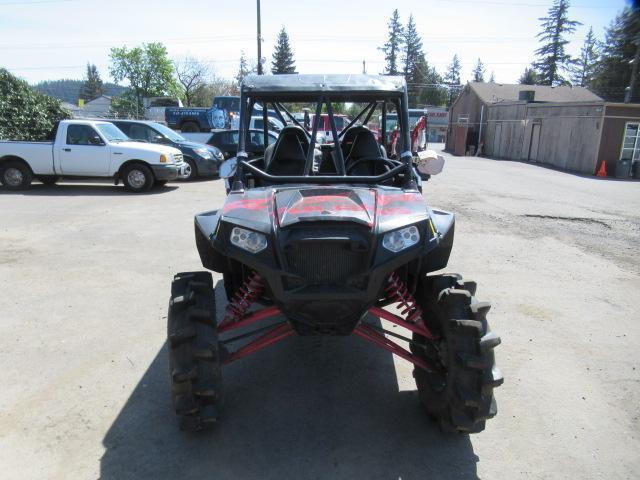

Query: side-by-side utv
[167,74,503,433]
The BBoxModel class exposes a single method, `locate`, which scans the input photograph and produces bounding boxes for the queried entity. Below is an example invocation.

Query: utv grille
[285,242,366,285]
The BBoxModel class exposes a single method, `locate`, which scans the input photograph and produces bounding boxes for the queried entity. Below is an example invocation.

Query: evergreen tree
[489,71,496,83]
[236,51,251,87]
[79,63,104,102]
[472,58,485,82]
[591,7,640,102]
[444,54,462,106]
[402,15,423,83]
[380,9,404,75]
[570,27,599,87]
[519,67,539,85]
[533,0,581,86]
[271,27,296,74]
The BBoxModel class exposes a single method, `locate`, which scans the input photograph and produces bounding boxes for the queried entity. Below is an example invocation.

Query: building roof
[469,82,603,104]
[241,74,406,100]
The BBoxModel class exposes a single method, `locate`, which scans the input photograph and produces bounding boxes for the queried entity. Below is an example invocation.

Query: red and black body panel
[195,185,455,335]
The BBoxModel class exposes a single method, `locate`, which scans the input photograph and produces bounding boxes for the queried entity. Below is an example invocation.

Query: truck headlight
[230,227,267,253]
[211,149,224,160]
[382,226,420,252]
[194,148,212,159]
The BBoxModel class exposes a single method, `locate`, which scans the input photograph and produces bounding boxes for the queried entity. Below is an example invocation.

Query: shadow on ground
[0,183,179,196]
[100,282,478,480]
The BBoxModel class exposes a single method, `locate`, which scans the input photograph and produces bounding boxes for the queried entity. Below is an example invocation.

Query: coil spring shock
[384,272,423,323]
[224,271,264,323]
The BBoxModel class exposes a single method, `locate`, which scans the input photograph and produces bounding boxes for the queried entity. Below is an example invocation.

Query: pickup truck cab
[0,120,187,192]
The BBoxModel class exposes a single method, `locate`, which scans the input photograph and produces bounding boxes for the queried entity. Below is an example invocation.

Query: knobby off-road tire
[411,273,503,433]
[168,271,223,431]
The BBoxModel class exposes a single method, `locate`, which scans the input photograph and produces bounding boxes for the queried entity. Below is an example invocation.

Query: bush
[0,68,70,141]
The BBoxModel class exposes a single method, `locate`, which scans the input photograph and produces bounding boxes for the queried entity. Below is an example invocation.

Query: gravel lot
[1,149,639,479]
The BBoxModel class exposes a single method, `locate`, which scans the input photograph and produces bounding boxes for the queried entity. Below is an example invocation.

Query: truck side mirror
[90,135,104,145]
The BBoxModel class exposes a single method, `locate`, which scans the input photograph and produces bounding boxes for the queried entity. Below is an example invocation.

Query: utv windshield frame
[232,74,415,190]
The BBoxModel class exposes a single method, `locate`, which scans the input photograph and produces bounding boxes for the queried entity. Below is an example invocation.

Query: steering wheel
[346,156,399,175]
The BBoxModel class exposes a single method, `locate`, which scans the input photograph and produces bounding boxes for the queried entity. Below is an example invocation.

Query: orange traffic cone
[596,160,607,177]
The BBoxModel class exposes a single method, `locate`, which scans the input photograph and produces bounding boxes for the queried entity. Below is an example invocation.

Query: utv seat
[345,128,390,176]
[265,126,309,176]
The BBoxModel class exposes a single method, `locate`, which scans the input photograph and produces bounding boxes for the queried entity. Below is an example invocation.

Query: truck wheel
[38,175,58,186]
[181,122,199,133]
[411,274,503,434]
[0,160,33,190]
[183,158,197,181]
[122,163,154,192]
[168,271,223,431]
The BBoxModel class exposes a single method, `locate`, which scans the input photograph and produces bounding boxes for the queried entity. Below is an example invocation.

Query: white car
[0,120,187,192]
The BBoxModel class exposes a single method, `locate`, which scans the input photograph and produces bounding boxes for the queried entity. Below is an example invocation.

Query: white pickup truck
[0,120,188,192]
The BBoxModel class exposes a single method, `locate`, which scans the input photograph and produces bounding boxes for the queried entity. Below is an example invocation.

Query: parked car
[110,120,224,180]
[205,128,279,159]
[0,120,186,192]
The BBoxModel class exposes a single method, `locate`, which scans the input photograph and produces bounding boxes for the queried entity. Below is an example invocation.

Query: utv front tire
[168,271,223,431]
[411,274,503,433]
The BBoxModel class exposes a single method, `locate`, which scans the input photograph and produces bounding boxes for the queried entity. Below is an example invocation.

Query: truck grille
[285,242,365,285]
[174,153,183,164]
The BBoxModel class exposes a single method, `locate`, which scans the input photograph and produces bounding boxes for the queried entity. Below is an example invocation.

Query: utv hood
[275,188,376,228]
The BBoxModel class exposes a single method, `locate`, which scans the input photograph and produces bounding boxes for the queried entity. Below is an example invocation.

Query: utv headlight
[382,226,420,252]
[230,227,267,253]
[194,147,212,159]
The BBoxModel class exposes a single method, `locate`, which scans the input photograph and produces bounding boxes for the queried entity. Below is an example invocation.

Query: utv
[167,74,503,433]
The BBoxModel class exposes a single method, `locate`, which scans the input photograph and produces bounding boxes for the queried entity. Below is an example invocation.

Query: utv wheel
[411,274,503,433]
[168,271,223,431]
[122,163,154,192]
[0,160,33,190]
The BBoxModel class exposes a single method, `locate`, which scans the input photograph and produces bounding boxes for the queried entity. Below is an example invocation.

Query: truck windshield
[152,123,186,143]
[96,124,129,142]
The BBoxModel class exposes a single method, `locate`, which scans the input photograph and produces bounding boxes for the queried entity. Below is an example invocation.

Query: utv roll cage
[232,74,417,190]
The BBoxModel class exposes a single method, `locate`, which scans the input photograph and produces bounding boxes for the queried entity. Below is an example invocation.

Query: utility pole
[256,0,263,75]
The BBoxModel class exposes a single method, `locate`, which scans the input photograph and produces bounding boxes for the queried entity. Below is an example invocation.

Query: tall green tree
[569,27,600,87]
[109,42,179,116]
[0,68,70,141]
[402,15,423,82]
[79,63,104,102]
[519,67,539,85]
[271,27,296,74]
[533,0,581,86]
[380,9,404,75]
[489,71,496,83]
[472,58,485,82]
[591,7,640,102]
[444,54,462,106]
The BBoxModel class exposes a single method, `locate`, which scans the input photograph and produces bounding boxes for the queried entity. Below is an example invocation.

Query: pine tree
[519,67,539,85]
[489,71,496,83]
[444,54,462,106]
[570,27,599,87]
[591,7,640,102]
[79,63,104,102]
[533,0,581,86]
[402,15,423,83]
[472,58,485,82]
[236,51,251,87]
[380,9,404,75]
[271,27,296,74]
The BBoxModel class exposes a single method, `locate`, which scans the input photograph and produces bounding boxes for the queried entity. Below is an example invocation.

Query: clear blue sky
[0,0,628,86]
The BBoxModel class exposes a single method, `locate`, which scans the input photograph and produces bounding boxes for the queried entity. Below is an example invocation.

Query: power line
[0,0,78,5]
[434,0,619,8]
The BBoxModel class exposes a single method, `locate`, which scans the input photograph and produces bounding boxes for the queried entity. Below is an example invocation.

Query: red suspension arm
[223,322,294,365]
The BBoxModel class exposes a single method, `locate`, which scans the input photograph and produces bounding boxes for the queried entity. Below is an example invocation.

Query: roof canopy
[241,74,406,101]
